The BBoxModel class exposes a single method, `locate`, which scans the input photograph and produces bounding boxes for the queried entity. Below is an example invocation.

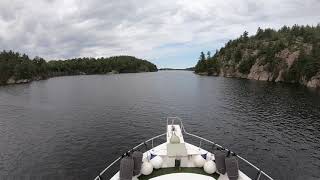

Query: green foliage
[195,51,220,75]
[206,51,211,59]
[238,56,255,74]
[0,50,157,85]
[234,49,242,63]
[195,59,207,73]
[242,31,249,41]
[14,60,35,79]
[207,58,220,75]
[46,56,157,74]
[0,50,26,84]
[195,24,320,84]
[195,52,208,73]
[224,50,232,60]
[303,57,320,80]
[287,49,320,81]
[200,52,206,61]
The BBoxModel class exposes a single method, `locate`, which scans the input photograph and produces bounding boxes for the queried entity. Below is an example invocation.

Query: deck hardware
[211,143,216,150]
[227,150,231,157]
[94,117,274,180]
[144,142,148,150]
[199,139,202,149]
[255,170,262,180]
[175,159,181,168]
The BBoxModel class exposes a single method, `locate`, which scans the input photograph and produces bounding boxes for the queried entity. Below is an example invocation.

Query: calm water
[0,71,319,180]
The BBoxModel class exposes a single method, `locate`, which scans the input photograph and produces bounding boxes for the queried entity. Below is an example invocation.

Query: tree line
[0,50,158,85]
[195,24,320,82]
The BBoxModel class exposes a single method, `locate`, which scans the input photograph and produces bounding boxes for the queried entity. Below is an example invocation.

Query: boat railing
[94,117,273,180]
[94,133,166,180]
[167,117,273,180]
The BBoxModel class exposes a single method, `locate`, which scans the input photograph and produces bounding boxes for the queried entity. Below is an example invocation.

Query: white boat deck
[148,142,206,156]
[109,124,252,180]
[149,173,216,180]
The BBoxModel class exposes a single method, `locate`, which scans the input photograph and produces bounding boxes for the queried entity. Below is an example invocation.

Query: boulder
[6,77,16,84]
[307,74,320,88]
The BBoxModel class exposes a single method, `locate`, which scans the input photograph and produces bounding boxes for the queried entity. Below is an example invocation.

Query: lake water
[0,71,319,180]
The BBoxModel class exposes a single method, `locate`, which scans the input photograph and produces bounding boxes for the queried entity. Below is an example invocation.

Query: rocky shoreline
[196,60,320,89]
[1,70,142,86]
[194,25,320,90]
[220,50,320,89]
[4,76,44,85]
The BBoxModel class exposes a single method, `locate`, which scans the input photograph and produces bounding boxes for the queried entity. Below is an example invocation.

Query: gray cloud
[0,0,319,66]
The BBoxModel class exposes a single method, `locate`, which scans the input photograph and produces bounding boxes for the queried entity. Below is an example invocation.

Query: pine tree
[243,31,249,40]
[207,51,211,60]
[200,52,206,61]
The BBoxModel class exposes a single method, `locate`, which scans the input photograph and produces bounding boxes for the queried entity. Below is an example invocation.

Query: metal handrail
[94,117,273,180]
[167,117,273,180]
[94,133,166,180]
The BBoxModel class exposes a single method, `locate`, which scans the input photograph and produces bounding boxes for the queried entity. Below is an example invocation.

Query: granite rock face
[6,76,34,85]
[247,63,273,81]
[306,73,320,88]
[206,48,320,89]
[194,26,320,90]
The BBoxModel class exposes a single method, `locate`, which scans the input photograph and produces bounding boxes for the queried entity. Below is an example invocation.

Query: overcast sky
[0,0,319,68]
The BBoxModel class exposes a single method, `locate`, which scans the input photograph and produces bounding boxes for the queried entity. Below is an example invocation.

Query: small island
[194,25,320,89]
[0,51,158,86]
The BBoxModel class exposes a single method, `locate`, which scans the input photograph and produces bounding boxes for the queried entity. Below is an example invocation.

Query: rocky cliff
[195,25,320,89]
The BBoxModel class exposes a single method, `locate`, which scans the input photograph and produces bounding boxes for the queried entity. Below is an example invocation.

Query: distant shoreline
[0,51,158,87]
[0,70,159,87]
[159,67,194,71]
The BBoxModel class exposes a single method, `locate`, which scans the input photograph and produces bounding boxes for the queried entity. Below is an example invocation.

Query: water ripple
[0,72,319,180]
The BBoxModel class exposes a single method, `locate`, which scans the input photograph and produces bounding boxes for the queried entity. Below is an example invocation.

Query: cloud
[0,0,319,67]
